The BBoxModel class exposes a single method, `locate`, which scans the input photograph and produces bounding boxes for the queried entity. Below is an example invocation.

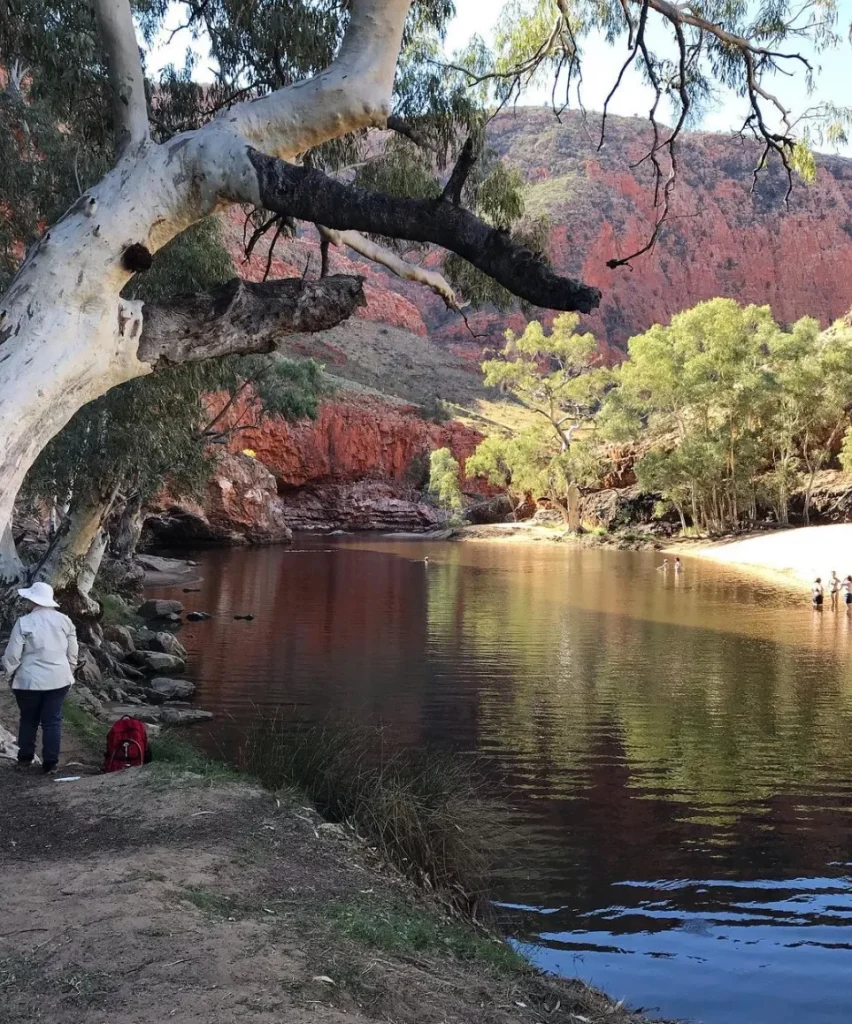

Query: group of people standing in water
[812,571,852,610]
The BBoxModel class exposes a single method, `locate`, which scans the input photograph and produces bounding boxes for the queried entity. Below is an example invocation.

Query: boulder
[186,611,212,621]
[68,684,103,715]
[137,554,193,575]
[159,708,213,726]
[104,640,127,660]
[128,651,186,675]
[75,647,103,688]
[135,631,188,658]
[104,705,163,724]
[115,661,146,682]
[145,452,293,545]
[136,599,184,621]
[146,677,196,703]
[103,625,136,653]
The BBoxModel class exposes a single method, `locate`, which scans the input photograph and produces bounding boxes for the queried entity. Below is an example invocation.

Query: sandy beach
[669,524,852,589]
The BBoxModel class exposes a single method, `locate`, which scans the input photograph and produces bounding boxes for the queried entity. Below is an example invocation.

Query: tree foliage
[604,299,852,532]
[467,314,608,521]
[468,300,852,534]
[428,447,465,512]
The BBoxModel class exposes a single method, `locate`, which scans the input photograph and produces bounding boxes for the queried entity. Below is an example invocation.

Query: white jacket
[2,607,78,691]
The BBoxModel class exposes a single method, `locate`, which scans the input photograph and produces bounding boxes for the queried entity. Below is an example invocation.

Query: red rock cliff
[196,392,490,533]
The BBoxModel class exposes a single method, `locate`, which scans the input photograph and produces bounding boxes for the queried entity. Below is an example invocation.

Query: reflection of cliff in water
[184,542,486,752]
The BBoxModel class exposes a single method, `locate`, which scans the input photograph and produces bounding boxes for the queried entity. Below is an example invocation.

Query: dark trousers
[14,686,70,767]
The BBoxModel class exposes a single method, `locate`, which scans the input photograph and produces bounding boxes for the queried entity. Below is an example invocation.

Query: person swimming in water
[843,576,852,609]
[812,577,824,609]
[830,570,841,609]
[657,558,670,572]
[674,557,683,574]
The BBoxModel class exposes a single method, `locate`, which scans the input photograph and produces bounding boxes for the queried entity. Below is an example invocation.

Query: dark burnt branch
[137,275,366,368]
[262,217,287,282]
[607,10,691,269]
[441,135,478,204]
[248,150,601,314]
[243,212,279,260]
[386,115,438,153]
[554,0,814,266]
[599,0,650,151]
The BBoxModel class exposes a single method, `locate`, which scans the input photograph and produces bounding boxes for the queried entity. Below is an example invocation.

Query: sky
[147,1,852,156]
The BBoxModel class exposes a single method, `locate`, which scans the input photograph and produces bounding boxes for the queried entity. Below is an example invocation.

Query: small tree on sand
[468,314,609,525]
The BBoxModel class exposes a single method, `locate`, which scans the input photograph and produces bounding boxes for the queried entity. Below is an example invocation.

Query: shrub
[96,593,136,626]
[240,720,503,915]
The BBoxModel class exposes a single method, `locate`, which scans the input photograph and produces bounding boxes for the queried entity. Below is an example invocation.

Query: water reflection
[154,539,852,1024]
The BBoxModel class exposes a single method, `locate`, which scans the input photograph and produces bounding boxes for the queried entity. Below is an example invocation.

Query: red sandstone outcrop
[212,392,485,492]
[147,452,293,545]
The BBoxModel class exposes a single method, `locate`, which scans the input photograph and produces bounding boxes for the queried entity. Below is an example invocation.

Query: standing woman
[2,582,78,774]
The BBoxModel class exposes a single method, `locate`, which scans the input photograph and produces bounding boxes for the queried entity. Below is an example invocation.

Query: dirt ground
[0,725,663,1024]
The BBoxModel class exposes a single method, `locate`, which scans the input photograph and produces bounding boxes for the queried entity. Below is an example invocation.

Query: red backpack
[103,716,152,773]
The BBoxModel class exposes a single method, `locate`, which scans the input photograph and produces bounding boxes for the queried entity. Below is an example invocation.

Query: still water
[153,538,852,1024]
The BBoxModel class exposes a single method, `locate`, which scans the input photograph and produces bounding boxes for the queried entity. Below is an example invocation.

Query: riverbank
[666,524,852,590]
[0,711,665,1024]
[451,520,660,549]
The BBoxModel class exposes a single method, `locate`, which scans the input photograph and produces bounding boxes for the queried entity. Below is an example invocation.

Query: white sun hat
[17,581,60,608]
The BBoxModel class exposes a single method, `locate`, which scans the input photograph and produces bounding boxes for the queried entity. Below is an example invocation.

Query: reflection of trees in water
[425,551,852,828]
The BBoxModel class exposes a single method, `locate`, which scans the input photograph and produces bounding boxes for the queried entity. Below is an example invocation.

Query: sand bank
[669,524,852,589]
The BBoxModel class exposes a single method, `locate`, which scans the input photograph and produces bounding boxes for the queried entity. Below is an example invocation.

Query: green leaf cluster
[428,447,465,512]
[467,313,609,518]
[607,298,852,532]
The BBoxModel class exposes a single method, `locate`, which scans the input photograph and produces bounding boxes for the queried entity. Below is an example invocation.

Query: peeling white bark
[0,523,23,584]
[0,0,415,539]
[321,227,460,308]
[38,493,112,591]
[218,0,412,160]
[93,0,150,157]
[78,529,109,597]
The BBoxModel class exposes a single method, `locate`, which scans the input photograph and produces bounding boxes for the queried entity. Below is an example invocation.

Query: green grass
[63,701,239,784]
[179,886,242,919]
[63,700,108,756]
[523,172,586,216]
[145,731,243,786]
[322,896,529,975]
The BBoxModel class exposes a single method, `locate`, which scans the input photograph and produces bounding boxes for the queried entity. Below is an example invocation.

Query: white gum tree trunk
[0,0,414,543]
[77,529,109,598]
[38,492,113,591]
[0,524,23,584]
